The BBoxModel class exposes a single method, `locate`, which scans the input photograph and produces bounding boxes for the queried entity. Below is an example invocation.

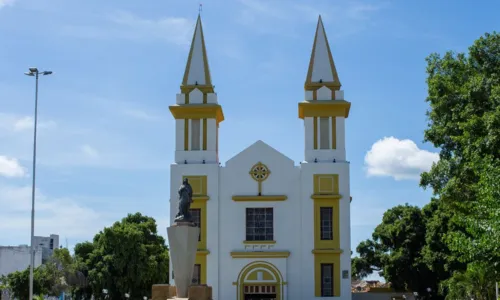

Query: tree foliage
[421,31,500,269]
[83,213,169,300]
[353,31,500,300]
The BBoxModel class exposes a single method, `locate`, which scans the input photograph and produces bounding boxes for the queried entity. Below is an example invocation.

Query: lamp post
[24,67,52,300]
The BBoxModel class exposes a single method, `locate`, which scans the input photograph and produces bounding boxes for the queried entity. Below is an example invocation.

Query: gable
[225,140,295,168]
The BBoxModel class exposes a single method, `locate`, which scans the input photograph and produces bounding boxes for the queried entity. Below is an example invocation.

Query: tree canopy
[353,31,500,299]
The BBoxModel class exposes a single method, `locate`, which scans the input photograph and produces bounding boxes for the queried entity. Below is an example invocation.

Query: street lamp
[24,67,52,300]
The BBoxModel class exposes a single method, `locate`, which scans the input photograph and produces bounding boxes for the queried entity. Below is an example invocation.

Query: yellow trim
[184,119,189,150]
[312,249,343,254]
[195,251,207,284]
[230,251,290,258]
[298,100,351,119]
[183,176,208,250]
[236,261,284,300]
[313,174,340,249]
[331,117,337,149]
[314,253,341,297]
[243,240,276,245]
[305,16,341,91]
[232,195,287,202]
[180,85,214,94]
[313,116,318,149]
[169,104,224,125]
[202,118,207,150]
[311,194,341,200]
[182,15,212,87]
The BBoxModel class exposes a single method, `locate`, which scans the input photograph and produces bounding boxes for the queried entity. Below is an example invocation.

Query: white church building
[169,15,352,300]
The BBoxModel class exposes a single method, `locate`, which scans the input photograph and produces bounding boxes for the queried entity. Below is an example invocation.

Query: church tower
[299,15,351,164]
[299,15,352,298]
[169,15,222,292]
[169,14,224,165]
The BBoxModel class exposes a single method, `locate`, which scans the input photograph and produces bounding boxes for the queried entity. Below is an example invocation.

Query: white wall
[0,246,42,276]
[220,140,301,300]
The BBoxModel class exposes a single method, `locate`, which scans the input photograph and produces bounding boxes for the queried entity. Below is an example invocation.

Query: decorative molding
[311,249,343,254]
[310,194,341,200]
[232,195,287,202]
[230,251,290,258]
[243,240,276,245]
[193,195,210,202]
[196,249,210,255]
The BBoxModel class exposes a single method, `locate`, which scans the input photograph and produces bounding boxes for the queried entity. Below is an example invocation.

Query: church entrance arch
[236,261,284,300]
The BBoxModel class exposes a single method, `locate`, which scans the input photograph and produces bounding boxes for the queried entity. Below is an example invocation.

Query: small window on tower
[319,117,330,149]
[191,119,201,150]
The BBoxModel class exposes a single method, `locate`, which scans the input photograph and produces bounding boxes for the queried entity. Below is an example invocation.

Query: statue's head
[183,178,189,185]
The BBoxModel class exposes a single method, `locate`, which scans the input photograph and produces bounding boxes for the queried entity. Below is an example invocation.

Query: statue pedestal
[167,222,200,298]
[188,285,212,300]
[152,284,176,300]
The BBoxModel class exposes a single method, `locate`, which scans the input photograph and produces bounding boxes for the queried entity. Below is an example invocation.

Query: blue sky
[0,0,498,280]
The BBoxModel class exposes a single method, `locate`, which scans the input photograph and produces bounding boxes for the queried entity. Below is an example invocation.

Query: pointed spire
[305,15,341,91]
[182,15,213,90]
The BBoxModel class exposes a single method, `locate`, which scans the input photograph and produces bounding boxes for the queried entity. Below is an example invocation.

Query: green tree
[421,31,500,271]
[440,262,497,300]
[352,204,442,294]
[84,213,169,299]
[5,266,51,299]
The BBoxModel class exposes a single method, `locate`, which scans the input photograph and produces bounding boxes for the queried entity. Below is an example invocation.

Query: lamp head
[42,71,53,76]
[24,72,35,76]
[29,67,38,73]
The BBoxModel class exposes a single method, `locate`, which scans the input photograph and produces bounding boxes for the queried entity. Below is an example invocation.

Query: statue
[174,178,194,223]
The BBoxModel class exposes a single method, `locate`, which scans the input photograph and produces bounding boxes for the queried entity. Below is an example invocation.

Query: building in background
[0,245,43,276]
[33,234,60,263]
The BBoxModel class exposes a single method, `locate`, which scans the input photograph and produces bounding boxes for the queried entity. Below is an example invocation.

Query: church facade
[169,15,352,300]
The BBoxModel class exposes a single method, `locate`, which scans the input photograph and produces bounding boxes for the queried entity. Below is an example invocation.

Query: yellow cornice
[312,249,343,254]
[230,251,290,258]
[243,240,276,245]
[196,249,210,256]
[232,195,287,202]
[305,15,341,91]
[310,194,342,200]
[182,15,212,87]
[169,103,224,124]
[193,195,210,202]
[298,100,351,119]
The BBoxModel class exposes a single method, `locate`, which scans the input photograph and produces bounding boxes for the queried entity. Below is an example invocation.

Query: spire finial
[199,3,203,15]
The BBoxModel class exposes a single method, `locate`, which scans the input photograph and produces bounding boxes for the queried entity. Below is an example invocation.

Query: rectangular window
[245,208,273,241]
[189,208,201,242]
[192,264,201,285]
[191,119,201,150]
[320,207,333,240]
[321,263,334,296]
[319,117,330,149]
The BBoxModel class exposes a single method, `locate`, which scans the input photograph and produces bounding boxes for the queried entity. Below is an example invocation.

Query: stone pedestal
[167,222,200,298]
[188,285,212,300]
[152,284,176,300]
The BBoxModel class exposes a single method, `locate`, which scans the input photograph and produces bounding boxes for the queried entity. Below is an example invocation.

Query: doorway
[244,285,277,300]
[244,294,276,300]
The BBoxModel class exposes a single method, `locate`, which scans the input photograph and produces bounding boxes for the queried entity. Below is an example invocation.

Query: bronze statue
[174,178,194,222]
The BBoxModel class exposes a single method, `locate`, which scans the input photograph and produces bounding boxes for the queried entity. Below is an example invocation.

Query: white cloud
[0,155,26,178]
[0,184,105,240]
[235,0,386,38]
[0,0,15,9]
[0,113,57,133]
[60,11,194,46]
[364,137,439,180]
[81,144,99,159]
